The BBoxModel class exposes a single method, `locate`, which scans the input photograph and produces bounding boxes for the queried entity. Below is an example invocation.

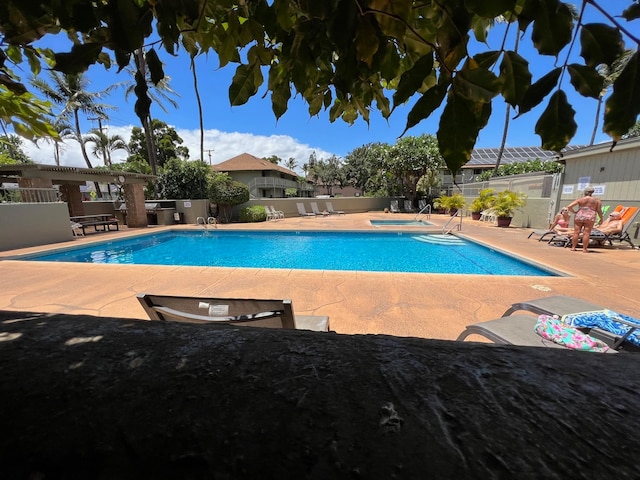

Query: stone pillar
[59,184,85,217]
[123,184,148,228]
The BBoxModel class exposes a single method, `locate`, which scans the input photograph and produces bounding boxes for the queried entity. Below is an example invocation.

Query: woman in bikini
[567,187,603,252]
[550,207,572,234]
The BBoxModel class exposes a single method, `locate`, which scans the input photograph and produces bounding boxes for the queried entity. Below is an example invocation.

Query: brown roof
[212,153,296,176]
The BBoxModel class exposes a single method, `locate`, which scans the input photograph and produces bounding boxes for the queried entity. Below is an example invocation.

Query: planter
[471,212,481,220]
[496,216,512,228]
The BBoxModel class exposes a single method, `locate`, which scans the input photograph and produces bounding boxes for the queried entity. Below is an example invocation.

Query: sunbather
[549,208,572,234]
[595,211,623,235]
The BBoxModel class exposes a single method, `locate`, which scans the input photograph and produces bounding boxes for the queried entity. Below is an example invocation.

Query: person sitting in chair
[550,208,572,234]
[596,211,624,235]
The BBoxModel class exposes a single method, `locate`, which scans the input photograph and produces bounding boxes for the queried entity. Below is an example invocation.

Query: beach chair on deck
[389,200,400,213]
[325,202,344,215]
[296,203,315,217]
[403,200,415,212]
[456,295,639,352]
[70,221,85,237]
[137,293,330,332]
[595,206,638,248]
[310,202,330,216]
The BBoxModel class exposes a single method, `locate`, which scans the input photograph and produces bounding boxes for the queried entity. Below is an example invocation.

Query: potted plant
[437,193,466,216]
[491,190,527,227]
[469,188,495,220]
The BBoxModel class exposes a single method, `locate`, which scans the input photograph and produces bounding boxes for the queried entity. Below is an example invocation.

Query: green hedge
[239,206,268,223]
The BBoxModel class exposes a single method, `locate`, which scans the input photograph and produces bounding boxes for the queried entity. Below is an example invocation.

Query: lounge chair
[310,202,330,216]
[269,206,284,219]
[137,293,330,332]
[296,203,315,217]
[457,295,640,351]
[70,221,85,237]
[479,208,498,224]
[389,200,400,213]
[403,200,415,213]
[325,202,344,215]
[265,205,283,221]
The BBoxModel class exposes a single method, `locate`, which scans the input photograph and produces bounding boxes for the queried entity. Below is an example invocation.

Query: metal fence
[0,187,60,203]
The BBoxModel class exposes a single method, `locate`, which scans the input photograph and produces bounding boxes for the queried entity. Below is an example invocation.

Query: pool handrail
[415,204,431,222]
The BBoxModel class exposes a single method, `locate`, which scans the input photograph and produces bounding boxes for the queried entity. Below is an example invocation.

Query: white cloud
[22,127,337,175]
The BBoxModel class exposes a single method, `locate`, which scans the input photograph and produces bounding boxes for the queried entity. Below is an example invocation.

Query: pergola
[0,164,156,228]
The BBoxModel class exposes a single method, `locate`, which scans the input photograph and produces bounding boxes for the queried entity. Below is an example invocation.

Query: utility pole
[205,149,214,166]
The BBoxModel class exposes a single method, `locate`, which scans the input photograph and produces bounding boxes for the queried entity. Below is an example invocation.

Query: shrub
[240,206,268,223]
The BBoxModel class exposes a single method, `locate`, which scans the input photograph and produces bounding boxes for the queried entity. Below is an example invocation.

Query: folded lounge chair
[325,202,344,215]
[137,293,330,332]
[296,203,315,217]
[457,295,638,351]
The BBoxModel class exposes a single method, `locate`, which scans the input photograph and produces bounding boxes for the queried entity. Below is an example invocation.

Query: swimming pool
[370,220,432,226]
[23,230,556,276]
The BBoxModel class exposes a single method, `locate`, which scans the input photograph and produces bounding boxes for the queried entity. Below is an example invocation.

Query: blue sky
[21,4,638,174]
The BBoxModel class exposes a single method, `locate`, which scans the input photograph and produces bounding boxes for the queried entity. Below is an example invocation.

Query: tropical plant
[0,134,32,164]
[436,193,466,214]
[84,129,129,167]
[157,158,211,200]
[491,190,527,218]
[31,72,116,170]
[239,206,268,223]
[208,173,250,223]
[477,159,563,181]
[469,188,496,213]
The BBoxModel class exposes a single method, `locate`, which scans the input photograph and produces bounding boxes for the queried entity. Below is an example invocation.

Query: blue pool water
[370,220,432,226]
[23,230,555,276]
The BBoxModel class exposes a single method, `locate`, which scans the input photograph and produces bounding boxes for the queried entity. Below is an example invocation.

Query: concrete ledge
[0,310,638,477]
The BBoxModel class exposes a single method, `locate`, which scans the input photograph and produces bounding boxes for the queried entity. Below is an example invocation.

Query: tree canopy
[0,1,638,175]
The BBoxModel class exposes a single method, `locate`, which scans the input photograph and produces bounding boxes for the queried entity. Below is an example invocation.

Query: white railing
[415,204,431,222]
[442,210,463,234]
[0,187,60,203]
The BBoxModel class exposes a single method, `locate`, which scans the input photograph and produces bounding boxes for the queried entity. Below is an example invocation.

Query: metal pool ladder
[442,210,462,235]
[415,203,431,222]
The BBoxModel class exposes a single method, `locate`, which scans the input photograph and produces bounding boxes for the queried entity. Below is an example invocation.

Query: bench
[70,215,120,235]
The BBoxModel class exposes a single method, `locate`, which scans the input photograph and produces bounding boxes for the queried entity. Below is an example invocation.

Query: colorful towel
[562,309,640,347]
[534,315,611,352]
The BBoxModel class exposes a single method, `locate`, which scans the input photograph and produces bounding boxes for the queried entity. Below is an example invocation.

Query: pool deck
[1,211,639,341]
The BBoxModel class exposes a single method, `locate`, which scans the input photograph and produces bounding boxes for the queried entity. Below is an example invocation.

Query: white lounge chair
[269,206,284,219]
[389,200,400,213]
[70,221,85,237]
[310,202,330,216]
[325,202,344,215]
[265,206,283,221]
[296,203,315,217]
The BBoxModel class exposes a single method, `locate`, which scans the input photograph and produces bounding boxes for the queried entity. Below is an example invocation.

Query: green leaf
[229,63,263,106]
[393,53,434,107]
[515,67,561,117]
[500,50,531,107]
[454,57,502,103]
[567,64,604,99]
[579,23,625,68]
[115,49,131,72]
[355,17,380,68]
[437,90,491,175]
[622,4,640,20]
[473,51,501,70]
[271,81,291,120]
[531,0,573,56]
[401,84,447,135]
[145,48,165,85]
[465,0,517,18]
[53,43,102,74]
[534,90,577,152]
[604,52,640,140]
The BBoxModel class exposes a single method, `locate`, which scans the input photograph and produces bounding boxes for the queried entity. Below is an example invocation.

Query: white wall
[0,203,73,251]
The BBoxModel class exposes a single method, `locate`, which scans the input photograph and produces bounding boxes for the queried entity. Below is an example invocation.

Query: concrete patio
[1,211,639,341]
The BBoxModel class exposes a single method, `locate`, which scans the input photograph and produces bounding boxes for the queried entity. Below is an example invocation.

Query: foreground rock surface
[0,311,638,479]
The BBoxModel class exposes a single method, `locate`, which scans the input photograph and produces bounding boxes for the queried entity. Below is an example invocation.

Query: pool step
[412,234,465,246]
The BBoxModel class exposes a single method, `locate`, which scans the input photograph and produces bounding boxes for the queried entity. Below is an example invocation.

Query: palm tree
[284,157,298,172]
[84,129,129,167]
[32,72,117,196]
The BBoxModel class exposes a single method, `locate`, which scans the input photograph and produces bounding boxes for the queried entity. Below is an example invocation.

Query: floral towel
[562,309,640,347]
[534,315,610,352]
